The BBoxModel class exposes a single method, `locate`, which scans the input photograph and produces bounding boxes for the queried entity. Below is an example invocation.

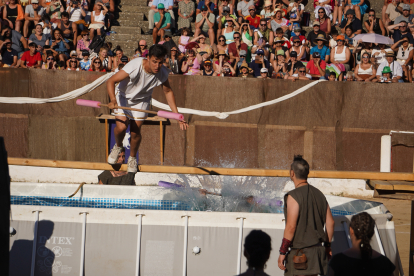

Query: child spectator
[289,27,306,44]
[178,28,190,53]
[237,61,253,77]
[287,0,304,29]
[328,71,337,80]
[20,42,42,68]
[258,67,270,78]
[274,27,291,48]
[79,50,91,70]
[329,29,338,48]
[378,66,393,83]
[345,70,355,81]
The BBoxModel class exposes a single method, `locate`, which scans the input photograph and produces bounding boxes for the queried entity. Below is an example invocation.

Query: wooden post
[105,119,109,160]
[410,200,414,276]
[160,121,163,165]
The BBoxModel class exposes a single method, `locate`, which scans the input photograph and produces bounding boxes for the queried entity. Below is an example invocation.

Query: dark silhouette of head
[244,230,272,270]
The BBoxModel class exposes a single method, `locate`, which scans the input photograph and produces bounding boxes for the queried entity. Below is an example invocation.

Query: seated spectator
[307,52,326,79]
[372,43,394,65]
[364,9,385,35]
[98,149,135,185]
[214,49,229,71]
[289,26,306,45]
[66,0,87,31]
[344,25,356,52]
[271,37,290,60]
[343,0,368,21]
[79,50,90,70]
[196,0,214,15]
[89,1,107,39]
[51,28,69,62]
[42,52,58,69]
[218,60,236,77]
[29,24,50,47]
[289,36,307,60]
[152,4,172,44]
[67,56,79,70]
[112,45,128,71]
[192,34,212,58]
[233,49,247,73]
[240,21,253,57]
[89,57,106,72]
[307,21,326,48]
[260,1,274,20]
[116,56,128,71]
[182,48,201,74]
[332,0,344,26]
[330,35,351,80]
[354,41,373,65]
[274,27,291,48]
[254,18,274,49]
[66,50,79,67]
[237,61,253,77]
[0,38,18,67]
[237,230,271,276]
[76,30,90,57]
[237,0,254,24]
[245,6,261,30]
[228,31,247,64]
[221,16,239,45]
[376,51,403,82]
[391,35,413,82]
[395,3,411,25]
[23,0,45,38]
[384,0,403,28]
[387,21,414,46]
[217,35,229,58]
[354,52,378,82]
[315,7,331,35]
[270,8,289,35]
[177,0,194,35]
[314,0,333,20]
[146,0,174,35]
[328,212,395,276]
[97,46,111,71]
[271,49,287,78]
[287,0,304,28]
[46,0,64,23]
[249,49,270,77]
[340,9,362,35]
[285,50,303,76]
[329,29,338,48]
[134,40,148,58]
[100,0,115,29]
[378,66,393,82]
[165,46,180,74]
[328,71,337,81]
[20,42,42,68]
[195,5,215,46]
[346,71,355,81]
[197,59,217,76]
[258,67,270,78]
[218,0,234,22]
[39,14,57,35]
[178,28,190,53]
[217,6,237,40]
[0,25,28,58]
[3,0,24,33]
[288,64,311,81]
[310,34,330,61]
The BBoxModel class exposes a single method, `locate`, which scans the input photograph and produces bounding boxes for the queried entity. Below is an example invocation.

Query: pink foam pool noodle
[157,110,184,121]
[76,99,101,108]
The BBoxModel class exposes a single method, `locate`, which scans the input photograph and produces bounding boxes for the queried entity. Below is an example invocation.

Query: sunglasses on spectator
[82,34,89,36]
[70,61,77,63]
[139,44,146,47]
[219,39,225,42]
[233,36,240,39]
[368,14,375,17]
[318,11,324,14]
[294,41,300,43]
[299,70,306,73]
[249,9,254,11]
[94,61,101,64]
[260,24,266,26]
[257,54,264,56]
[362,56,369,59]
[47,57,54,60]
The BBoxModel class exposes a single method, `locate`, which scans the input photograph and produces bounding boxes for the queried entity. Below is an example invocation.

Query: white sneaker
[108,145,124,165]
[127,156,138,173]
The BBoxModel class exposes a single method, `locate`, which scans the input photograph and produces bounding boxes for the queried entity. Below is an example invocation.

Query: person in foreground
[106,44,188,173]
[98,148,135,185]
[237,230,272,276]
[278,155,335,276]
[327,212,395,276]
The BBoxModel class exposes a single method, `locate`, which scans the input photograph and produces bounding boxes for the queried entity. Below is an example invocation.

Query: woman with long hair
[165,46,180,74]
[315,7,331,35]
[89,57,106,72]
[29,24,50,47]
[354,53,377,82]
[240,21,253,62]
[222,16,239,45]
[76,30,90,58]
[181,48,200,75]
[89,1,107,39]
[330,35,351,81]
[97,46,112,71]
[112,45,128,71]
[328,212,395,276]
[51,28,70,62]
[237,230,272,276]
[313,0,333,21]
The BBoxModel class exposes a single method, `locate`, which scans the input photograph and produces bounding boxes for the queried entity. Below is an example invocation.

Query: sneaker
[146,29,153,35]
[107,145,124,165]
[127,156,138,173]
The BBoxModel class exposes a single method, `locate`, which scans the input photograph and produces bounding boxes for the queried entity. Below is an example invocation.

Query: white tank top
[358,64,373,75]
[334,46,347,62]
[93,11,105,23]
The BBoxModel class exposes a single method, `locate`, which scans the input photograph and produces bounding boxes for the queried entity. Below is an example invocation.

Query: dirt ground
[355,197,411,274]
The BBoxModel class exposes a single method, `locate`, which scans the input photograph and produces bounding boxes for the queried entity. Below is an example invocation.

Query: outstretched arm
[162,79,188,130]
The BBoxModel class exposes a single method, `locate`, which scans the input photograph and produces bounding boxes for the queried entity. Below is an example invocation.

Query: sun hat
[382,66,392,74]
[336,35,345,41]
[240,61,250,70]
[385,51,395,57]
[276,49,285,56]
[274,8,285,17]
[218,50,228,56]
[314,34,327,42]
[260,68,268,73]
[31,0,39,3]
[264,0,272,7]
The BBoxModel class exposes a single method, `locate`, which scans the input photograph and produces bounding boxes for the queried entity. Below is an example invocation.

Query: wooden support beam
[7,157,414,181]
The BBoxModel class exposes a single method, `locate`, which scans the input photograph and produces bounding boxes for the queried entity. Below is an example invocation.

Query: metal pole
[79,212,88,276]
[374,224,385,256]
[236,217,245,275]
[160,121,163,165]
[135,214,144,276]
[182,215,189,276]
[30,210,41,276]
[342,221,352,248]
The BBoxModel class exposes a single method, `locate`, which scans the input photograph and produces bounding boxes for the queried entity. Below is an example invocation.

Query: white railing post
[182,215,189,276]
[236,217,245,275]
[380,135,392,172]
[79,212,88,276]
[135,214,144,276]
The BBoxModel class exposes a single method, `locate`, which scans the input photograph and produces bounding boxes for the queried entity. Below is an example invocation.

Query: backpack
[89,33,106,54]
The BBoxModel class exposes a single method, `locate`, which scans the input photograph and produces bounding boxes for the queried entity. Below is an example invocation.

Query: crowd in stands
[1,0,414,82]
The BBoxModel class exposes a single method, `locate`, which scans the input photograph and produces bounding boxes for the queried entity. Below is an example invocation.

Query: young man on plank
[106,44,188,173]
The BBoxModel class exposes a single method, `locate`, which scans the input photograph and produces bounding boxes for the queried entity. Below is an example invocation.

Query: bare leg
[333,6,338,25]
[129,120,145,157]
[338,6,343,24]
[23,20,30,37]
[15,20,22,32]
[338,72,343,81]
[114,116,129,147]
[89,28,95,40]
[354,5,361,20]
[152,27,159,44]
[208,28,215,45]
[382,4,388,26]
[194,27,201,38]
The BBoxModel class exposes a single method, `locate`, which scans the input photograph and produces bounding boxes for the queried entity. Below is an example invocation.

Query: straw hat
[264,0,272,7]
[218,50,228,57]
[274,8,285,17]
[314,34,327,42]
[240,61,250,70]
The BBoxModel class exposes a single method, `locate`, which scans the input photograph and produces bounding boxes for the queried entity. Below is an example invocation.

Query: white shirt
[118,58,170,101]
[292,73,312,79]
[372,48,394,64]
[376,60,403,77]
[288,2,304,13]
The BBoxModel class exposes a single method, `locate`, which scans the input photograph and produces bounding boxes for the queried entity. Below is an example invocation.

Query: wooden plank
[375,183,394,191]
[375,193,414,200]
[371,180,414,192]
[7,157,414,181]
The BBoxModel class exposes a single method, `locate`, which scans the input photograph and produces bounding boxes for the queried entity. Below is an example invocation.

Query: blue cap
[257,49,264,55]
[292,36,300,42]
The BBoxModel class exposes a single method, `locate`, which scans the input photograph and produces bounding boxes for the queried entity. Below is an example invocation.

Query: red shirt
[21,51,42,67]
[245,15,261,29]
[88,68,107,72]
[306,59,326,76]
[228,42,248,57]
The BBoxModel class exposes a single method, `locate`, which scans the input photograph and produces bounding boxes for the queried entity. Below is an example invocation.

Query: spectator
[146,0,174,35]
[98,148,135,185]
[29,24,50,47]
[249,49,270,77]
[387,21,414,46]
[364,9,385,35]
[237,0,254,24]
[100,0,115,29]
[182,48,200,74]
[42,52,58,69]
[254,18,274,48]
[217,6,237,39]
[218,60,235,77]
[20,42,42,68]
[315,7,331,35]
[274,27,291,48]
[285,50,303,77]
[290,26,306,44]
[257,67,270,78]
[197,59,217,76]
[289,36,307,60]
[0,25,28,58]
[378,66,393,82]
[228,31,247,63]
[0,38,18,67]
[395,3,411,25]
[67,56,79,70]
[218,0,234,20]
[135,40,148,58]
[340,9,362,35]
[330,35,351,80]
[192,34,212,58]
[51,28,70,62]
[3,0,24,33]
[39,14,56,35]
[278,155,334,275]
[327,212,395,276]
[88,2,107,40]
[89,57,106,71]
[260,0,274,20]
[384,0,403,28]
[195,5,215,46]
[343,0,368,21]
[196,0,215,15]
[332,0,344,26]
[344,25,356,52]
[237,230,271,276]
[152,4,172,44]
[272,49,287,78]
[214,49,229,71]
[234,49,248,73]
[314,0,333,20]
[240,21,253,56]
[354,41,373,65]
[376,51,403,82]
[391,35,413,82]
[59,12,78,47]
[307,51,326,79]
[23,0,44,38]
[272,37,290,60]
[79,50,90,70]
[408,15,414,36]
[76,30,90,58]
[221,16,239,44]
[237,61,253,77]
[217,35,228,57]
[345,71,355,80]
[46,0,64,23]
[66,50,79,67]
[245,6,261,30]
[97,45,111,71]
[113,45,128,71]
[329,28,338,48]
[354,52,378,82]
[270,8,289,35]
[307,21,325,48]
[166,45,180,74]
[372,43,394,65]
[66,0,87,31]
[287,0,304,28]
[328,71,337,81]
[177,0,194,35]
[177,28,189,53]
[310,34,330,61]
